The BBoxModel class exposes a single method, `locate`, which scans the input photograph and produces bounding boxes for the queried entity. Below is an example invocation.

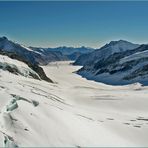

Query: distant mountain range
[1,36,148,85]
[32,46,94,55]
[74,40,148,85]
[30,46,94,61]
[0,36,93,82]
[0,36,93,65]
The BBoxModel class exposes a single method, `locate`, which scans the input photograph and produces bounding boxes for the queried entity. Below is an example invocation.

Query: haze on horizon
[0,1,148,48]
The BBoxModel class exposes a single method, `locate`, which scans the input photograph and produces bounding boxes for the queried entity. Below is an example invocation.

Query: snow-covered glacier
[0,60,148,147]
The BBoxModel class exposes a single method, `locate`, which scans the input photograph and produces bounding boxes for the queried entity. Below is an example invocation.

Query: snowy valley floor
[0,61,148,147]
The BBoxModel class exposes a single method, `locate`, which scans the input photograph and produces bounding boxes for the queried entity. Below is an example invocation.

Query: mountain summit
[74,40,139,66]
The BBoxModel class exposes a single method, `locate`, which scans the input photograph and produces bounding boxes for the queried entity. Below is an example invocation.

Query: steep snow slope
[0,61,148,147]
[0,54,40,80]
[120,49,148,64]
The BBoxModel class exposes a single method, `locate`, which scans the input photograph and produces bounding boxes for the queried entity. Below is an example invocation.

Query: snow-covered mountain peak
[0,37,33,53]
[74,40,140,66]
[109,39,131,45]
[101,40,140,52]
[94,40,140,61]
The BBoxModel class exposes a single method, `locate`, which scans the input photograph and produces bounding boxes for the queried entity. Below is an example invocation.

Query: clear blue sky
[0,1,148,48]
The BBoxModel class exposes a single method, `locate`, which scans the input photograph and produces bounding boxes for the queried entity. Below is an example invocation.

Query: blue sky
[0,1,148,48]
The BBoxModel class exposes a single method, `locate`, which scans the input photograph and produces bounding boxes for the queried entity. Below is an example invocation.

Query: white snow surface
[0,55,40,79]
[0,54,28,67]
[120,50,148,64]
[0,61,148,147]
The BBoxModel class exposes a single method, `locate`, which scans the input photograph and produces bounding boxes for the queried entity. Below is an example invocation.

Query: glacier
[0,61,148,147]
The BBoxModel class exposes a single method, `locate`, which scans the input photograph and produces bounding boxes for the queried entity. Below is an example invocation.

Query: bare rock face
[28,64,53,83]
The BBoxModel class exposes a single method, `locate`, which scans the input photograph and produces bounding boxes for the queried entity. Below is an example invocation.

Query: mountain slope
[76,41,148,85]
[67,52,83,61]
[0,36,37,64]
[74,40,139,66]
[0,37,53,82]
[0,54,40,80]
